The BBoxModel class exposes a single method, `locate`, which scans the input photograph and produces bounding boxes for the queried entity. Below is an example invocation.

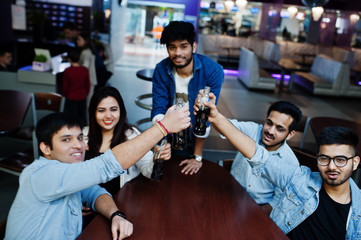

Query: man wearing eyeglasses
[195,92,361,239]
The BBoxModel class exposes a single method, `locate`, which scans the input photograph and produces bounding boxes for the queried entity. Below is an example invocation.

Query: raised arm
[194,91,256,159]
[112,105,190,170]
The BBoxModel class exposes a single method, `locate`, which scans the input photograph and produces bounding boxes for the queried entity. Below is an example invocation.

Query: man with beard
[228,101,302,212]
[151,21,224,175]
[194,92,361,239]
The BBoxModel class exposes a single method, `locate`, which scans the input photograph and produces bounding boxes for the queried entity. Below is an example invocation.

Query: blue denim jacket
[5,150,124,240]
[250,145,361,238]
[151,53,224,128]
[229,121,299,205]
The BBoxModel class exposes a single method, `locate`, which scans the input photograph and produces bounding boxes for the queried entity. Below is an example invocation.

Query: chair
[291,147,318,172]
[238,47,277,90]
[134,69,153,131]
[0,90,32,136]
[0,92,64,175]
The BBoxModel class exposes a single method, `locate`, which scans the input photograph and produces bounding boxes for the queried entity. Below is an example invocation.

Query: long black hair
[87,87,133,155]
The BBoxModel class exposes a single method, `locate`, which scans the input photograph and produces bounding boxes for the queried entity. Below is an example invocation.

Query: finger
[179,160,187,166]
[111,226,118,240]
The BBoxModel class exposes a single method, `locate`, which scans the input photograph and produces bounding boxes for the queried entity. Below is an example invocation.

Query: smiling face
[261,111,295,151]
[318,144,359,187]
[167,39,196,69]
[40,126,86,164]
[95,96,120,133]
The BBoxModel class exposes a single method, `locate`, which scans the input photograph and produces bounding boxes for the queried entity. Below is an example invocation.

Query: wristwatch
[194,155,203,162]
[110,210,127,221]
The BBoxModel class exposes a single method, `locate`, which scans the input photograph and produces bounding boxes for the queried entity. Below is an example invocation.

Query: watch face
[195,155,202,162]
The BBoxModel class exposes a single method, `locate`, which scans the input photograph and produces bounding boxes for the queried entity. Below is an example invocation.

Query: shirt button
[289,193,295,198]
[301,210,304,214]
[287,222,291,226]
[248,185,251,187]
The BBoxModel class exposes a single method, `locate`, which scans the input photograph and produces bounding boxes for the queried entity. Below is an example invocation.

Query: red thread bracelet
[156,120,169,134]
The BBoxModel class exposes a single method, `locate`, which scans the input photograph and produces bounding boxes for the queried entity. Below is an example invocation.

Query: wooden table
[77,158,288,240]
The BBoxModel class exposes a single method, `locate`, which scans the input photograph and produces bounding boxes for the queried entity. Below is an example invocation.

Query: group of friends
[4,21,361,240]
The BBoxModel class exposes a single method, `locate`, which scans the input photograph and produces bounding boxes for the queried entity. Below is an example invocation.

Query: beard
[172,54,193,69]
[320,163,354,186]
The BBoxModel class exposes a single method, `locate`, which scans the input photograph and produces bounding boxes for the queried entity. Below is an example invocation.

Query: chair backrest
[0,90,32,136]
[31,92,65,159]
[238,47,260,86]
[310,116,361,155]
[292,147,318,172]
[32,92,65,124]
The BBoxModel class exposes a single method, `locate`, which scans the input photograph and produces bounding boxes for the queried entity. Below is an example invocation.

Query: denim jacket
[228,120,299,205]
[250,145,361,239]
[151,53,224,127]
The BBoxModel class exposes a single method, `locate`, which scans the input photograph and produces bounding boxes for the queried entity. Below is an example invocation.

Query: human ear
[193,42,197,53]
[39,142,51,156]
[352,156,360,171]
[286,130,296,141]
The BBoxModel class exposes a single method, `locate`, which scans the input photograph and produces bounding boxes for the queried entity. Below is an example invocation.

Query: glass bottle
[171,98,189,150]
[151,139,167,181]
[193,86,211,136]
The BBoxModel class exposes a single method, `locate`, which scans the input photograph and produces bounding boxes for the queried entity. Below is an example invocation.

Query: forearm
[193,137,206,156]
[94,194,119,219]
[212,113,256,159]
[112,125,163,170]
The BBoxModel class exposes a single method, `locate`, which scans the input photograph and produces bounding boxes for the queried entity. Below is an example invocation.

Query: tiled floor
[1,36,361,222]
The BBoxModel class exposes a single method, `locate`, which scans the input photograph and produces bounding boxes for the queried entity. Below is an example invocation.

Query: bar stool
[134,68,154,130]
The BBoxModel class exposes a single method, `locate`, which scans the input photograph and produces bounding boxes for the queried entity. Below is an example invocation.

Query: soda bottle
[193,86,211,136]
[151,139,167,181]
[171,98,189,150]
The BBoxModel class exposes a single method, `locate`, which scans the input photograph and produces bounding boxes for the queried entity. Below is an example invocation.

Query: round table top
[77,157,288,240]
[136,68,154,81]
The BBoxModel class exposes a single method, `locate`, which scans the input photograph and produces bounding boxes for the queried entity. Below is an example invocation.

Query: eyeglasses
[316,154,355,167]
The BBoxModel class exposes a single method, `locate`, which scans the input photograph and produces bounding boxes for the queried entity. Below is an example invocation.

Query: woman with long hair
[86,86,171,195]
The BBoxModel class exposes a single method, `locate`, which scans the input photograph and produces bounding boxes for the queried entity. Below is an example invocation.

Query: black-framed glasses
[316,154,355,167]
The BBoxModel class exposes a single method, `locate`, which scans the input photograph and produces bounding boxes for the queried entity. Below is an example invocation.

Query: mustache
[325,170,340,174]
[264,131,275,139]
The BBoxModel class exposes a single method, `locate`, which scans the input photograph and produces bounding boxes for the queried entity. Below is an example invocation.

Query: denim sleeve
[207,64,224,102]
[32,150,124,202]
[151,65,171,120]
[81,185,111,211]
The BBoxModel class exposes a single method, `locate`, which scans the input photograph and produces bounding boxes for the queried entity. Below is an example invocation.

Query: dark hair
[78,32,94,54]
[62,21,77,31]
[36,113,81,156]
[88,87,133,155]
[317,126,359,154]
[67,49,80,62]
[160,21,196,46]
[267,101,302,131]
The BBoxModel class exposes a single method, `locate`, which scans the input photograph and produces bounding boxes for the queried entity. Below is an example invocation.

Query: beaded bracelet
[155,121,167,137]
[156,120,169,134]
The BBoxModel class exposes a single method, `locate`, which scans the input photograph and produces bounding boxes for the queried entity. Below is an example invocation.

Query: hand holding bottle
[194,90,219,124]
[161,105,191,134]
[154,143,171,160]
[193,86,211,136]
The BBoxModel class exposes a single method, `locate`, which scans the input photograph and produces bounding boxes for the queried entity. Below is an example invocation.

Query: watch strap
[110,210,127,221]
